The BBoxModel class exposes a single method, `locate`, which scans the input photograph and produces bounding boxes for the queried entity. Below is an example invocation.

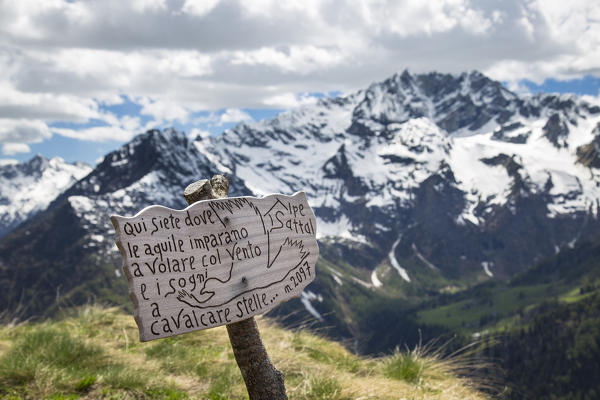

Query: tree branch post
[183,175,288,400]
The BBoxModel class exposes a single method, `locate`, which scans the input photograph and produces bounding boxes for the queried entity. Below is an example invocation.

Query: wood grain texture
[110,192,318,341]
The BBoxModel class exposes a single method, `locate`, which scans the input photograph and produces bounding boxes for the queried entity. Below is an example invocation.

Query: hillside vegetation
[484,292,600,400]
[413,237,600,399]
[0,306,487,400]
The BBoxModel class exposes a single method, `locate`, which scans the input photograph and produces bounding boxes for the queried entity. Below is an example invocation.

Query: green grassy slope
[0,306,488,400]
[416,237,600,335]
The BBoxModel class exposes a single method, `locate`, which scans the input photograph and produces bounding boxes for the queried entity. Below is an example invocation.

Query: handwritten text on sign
[110,192,319,341]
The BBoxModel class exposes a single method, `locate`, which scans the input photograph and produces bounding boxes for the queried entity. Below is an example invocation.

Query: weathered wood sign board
[110,192,318,341]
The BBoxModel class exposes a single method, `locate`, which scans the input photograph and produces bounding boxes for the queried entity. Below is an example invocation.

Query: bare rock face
[543,113,570,148]
[577,123,600,168]
[492,122,530,144]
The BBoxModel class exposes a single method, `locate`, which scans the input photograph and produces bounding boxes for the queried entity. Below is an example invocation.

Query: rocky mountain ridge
[2,70,600,342]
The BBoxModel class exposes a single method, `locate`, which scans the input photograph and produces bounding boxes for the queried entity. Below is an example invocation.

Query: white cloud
[52,126,137,142]
[97,94,126,106]
[2,143,31,156]
[355,0,493,36]
[191,113,220,125]
[263,92,319,109]
[231,46,346,74]
[131,0,166,13]
[181,0,220,17]
[138,97,190,123]
[119,115,143,132]
[0,81,101,122]
[481,1,600,82]
[0,0,598,152]
[157,51,213,78]
[218,109,253,125]
[49,108,162,142]
[0,158,19,166]
[0,119,51,144]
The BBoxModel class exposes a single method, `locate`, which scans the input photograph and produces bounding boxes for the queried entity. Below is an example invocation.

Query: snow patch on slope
[481,261,494,277]
[316,215,366,243]
[326,267,344,286]
[389,237,410,282]
[301,291,324,321]
[371,270,383,288]
[412,243,438,270]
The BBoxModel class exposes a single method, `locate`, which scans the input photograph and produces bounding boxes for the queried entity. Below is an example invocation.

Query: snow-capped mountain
[56,128,252,253]
[2,70,600,331]
[207,70,600,228]
[0,155,91,237]
[201,70,600,279]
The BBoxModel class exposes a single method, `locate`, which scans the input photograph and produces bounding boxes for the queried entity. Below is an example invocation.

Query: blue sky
[520,76,600,96]
[1,1,599,166]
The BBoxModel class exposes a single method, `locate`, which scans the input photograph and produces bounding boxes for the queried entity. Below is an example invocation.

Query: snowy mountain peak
[0,155,92,237]
[58,128,252,254]
[73,128,217,198]
[27,153,50,171]
[351,70,518,134]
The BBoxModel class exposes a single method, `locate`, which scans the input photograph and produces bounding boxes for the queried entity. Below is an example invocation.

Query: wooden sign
[110,192,319,341]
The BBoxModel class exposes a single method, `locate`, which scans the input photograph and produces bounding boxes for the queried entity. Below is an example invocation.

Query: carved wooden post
[183,175,288,400]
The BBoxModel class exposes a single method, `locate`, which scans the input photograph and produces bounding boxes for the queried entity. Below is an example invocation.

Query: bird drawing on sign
[176,192,316,309]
